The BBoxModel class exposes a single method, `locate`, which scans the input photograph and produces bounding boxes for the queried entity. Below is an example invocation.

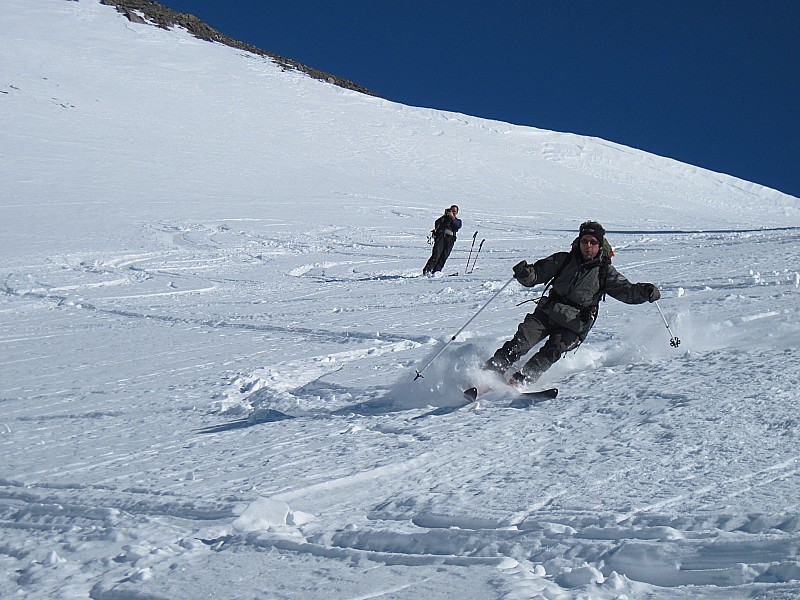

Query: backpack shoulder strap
[542,252,572,296]
[597,256,610,302]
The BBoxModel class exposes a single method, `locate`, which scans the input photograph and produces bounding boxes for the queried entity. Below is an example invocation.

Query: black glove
[513,260,532,281]
[642,283,660,302]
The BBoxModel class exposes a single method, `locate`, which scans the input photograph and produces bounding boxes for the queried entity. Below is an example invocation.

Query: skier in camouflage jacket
[484,221,661,387]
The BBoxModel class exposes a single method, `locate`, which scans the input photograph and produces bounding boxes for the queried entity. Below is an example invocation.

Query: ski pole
[414,276,515,380]
[465,231,477,273]
[654,300,681,348]
[467,239,484,274]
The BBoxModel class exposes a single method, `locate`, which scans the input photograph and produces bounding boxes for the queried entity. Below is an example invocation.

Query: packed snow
[2,1,800,598]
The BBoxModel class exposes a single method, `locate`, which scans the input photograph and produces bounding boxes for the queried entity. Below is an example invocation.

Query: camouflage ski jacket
[516,245,652,338]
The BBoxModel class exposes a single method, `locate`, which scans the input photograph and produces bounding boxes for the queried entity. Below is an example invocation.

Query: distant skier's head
[578,220,605,261]
[450,204,459,215]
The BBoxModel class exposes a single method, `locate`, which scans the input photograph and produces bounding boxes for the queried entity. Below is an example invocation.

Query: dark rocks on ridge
[98,0,378,97]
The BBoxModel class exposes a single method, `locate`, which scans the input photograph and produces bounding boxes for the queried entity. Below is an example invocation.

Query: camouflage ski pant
[486,310,581,382]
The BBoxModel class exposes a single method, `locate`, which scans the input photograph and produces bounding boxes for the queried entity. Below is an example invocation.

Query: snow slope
[1,1,799,598]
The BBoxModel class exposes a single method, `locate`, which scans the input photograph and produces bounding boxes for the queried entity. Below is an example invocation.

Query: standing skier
[483,221,661,387]
[423,205,462,275]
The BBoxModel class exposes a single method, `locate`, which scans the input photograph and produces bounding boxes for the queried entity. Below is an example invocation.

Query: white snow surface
[2,1,800,598]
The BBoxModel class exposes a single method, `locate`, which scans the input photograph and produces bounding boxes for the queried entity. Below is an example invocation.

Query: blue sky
[158,0,800,199]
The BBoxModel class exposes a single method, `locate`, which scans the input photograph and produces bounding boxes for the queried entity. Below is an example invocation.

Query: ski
[412,386,557,420]
[463,386,558,402]
[521,387,559,400]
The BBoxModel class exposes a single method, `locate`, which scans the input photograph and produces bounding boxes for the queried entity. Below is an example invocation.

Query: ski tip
[463,387,478,402]
[520,387,559,400]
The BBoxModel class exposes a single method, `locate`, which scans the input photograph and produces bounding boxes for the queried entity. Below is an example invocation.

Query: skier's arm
[605,265,660,303]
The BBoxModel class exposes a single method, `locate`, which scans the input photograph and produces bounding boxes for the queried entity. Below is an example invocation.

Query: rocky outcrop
[99,0,378,97]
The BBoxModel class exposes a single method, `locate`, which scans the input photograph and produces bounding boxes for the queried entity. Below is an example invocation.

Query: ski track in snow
[2,1,800,598]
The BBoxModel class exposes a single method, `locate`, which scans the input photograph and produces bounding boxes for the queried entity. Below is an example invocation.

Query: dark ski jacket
[433,214,462,240]
[516,240,652,338]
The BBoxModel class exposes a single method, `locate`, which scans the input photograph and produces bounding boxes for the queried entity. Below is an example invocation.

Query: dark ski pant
[486,310,581,383]
[423,233,455,274]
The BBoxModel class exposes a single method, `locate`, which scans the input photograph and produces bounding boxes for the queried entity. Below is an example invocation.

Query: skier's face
[579,235,601,261]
